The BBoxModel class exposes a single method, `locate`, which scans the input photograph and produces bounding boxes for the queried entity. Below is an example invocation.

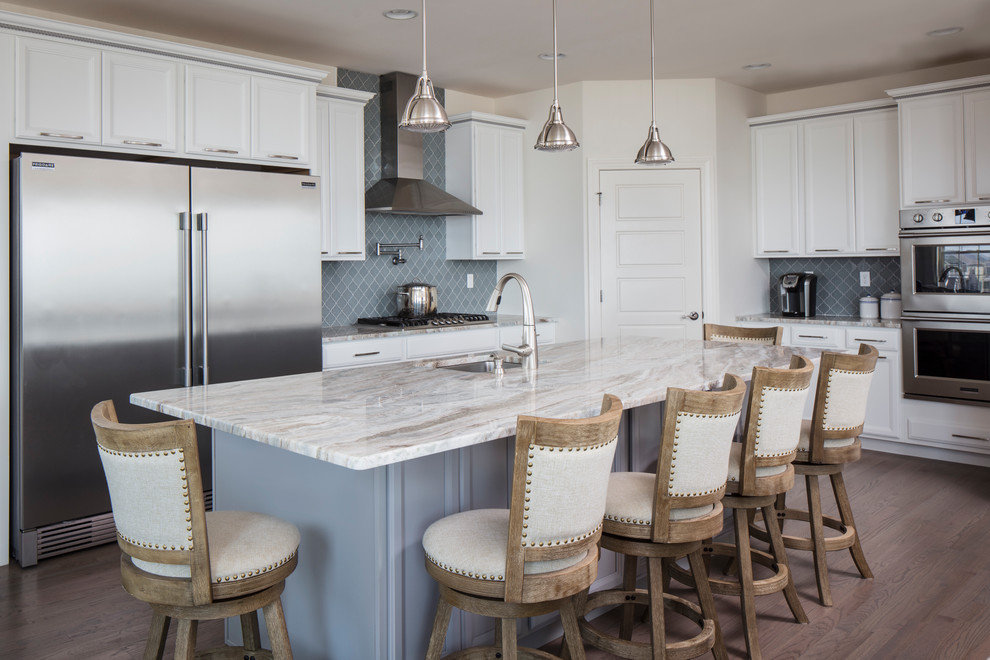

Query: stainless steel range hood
[365,72,482,216]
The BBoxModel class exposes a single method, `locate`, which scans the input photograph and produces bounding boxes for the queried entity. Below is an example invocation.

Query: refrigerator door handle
[180,212,193,387]
[196,212,209,385]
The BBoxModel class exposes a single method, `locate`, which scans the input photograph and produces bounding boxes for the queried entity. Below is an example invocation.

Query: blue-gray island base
[131,336,818,658]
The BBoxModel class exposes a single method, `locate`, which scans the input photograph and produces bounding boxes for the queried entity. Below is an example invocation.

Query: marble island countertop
[322,314,555,342]
[131,336,816,471]
[737,313,901,329]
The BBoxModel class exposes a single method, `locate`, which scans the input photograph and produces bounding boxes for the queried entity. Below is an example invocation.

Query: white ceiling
[6,0,990,97]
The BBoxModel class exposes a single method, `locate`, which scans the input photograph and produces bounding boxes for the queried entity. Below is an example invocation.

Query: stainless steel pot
[395,282,438,317]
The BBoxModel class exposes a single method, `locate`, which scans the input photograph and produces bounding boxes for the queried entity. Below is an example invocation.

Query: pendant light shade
[400,0,450,133]
[635,0,674,164]
[535,0,579,151]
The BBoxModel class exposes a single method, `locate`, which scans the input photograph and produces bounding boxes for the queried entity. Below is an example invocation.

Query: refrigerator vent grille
[34,490,214,561]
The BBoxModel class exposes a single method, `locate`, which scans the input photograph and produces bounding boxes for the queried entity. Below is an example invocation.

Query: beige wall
[766,57,990,114]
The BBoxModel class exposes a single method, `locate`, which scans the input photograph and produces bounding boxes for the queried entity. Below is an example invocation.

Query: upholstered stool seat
[92,400,299,660]
[423,394,624,660]
[576,375,747,660]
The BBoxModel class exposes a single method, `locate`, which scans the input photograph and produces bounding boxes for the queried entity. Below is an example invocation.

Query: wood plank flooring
[2,449,989,659]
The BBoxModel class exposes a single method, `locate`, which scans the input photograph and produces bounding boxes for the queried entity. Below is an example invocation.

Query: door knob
[682,312,700,321]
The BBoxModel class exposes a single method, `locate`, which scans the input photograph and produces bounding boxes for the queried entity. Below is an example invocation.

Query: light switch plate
[466,273,474,289]
[860,271,871,287]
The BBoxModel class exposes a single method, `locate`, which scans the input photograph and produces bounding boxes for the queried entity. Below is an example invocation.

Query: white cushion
[423,509,587,582]
[132,510,300,583]
[726,443,787,483]
[604,472,714,526]
[795,419,857,452]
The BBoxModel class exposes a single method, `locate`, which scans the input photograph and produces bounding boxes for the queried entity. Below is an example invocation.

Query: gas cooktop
[356,312,491,328]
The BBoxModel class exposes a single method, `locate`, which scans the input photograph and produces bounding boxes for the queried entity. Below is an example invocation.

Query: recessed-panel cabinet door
[252,76,311,164]
[854,109,899,254]
[899,94,965,206]
[185,65,250,158]
[965,89,990,203]
[804,116,855,254]
[753,123,801,255]
[473,123,502,257]
[323,97,366,258]
[16,38,100,144]
[500,128,525,257]
[103,51,179,151]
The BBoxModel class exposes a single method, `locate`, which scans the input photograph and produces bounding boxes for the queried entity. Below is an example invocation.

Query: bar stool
[669,355,814,659]
[703,323,783,346]
[577,374,747,660]
[91,400,299,659]
[422,394,624,660]
[755,344,879,606]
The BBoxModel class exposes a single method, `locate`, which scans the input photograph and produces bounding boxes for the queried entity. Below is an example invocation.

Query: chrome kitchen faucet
[486,273,538,370]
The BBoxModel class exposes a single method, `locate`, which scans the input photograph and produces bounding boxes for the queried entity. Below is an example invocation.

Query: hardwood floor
[2,449,989,659]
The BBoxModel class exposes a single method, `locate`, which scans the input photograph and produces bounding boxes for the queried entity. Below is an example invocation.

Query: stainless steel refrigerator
[12,153,322,566]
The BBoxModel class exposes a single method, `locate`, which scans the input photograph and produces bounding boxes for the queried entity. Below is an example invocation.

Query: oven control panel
[900,205,990,230]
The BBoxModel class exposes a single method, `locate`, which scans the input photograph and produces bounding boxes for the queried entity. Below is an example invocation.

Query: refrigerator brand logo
[31,161,55,170]
[301,181,316,188]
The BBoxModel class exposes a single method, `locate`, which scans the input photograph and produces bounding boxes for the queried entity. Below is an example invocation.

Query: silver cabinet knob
[682,312,700,321]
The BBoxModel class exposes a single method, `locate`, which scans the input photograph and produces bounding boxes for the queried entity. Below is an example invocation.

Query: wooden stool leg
[687,549,727,660]
[144,611,170,660]
[620,553,639,640]
[174,619,197,660]
[647,556,668,660]
[262,597,293,660]
[501,618,518,660]
[761,504,808,624]
[831,472,873,579]
[732,508,761,660]
[425,598,453,660]
[240,612,261,651]
[805,474,833,607]
[560,597,587,660]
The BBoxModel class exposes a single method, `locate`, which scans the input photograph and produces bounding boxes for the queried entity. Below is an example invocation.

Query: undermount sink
[440,359,523,373]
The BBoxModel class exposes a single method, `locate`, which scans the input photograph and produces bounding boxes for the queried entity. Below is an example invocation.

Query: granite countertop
[737,314,901,329]
[131,337,816,471]
[322,314,555,342]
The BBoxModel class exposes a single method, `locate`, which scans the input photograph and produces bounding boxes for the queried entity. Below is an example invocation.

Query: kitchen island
[131,336,815,659]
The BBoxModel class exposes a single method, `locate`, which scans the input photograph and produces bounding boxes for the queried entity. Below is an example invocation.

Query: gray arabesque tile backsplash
[767,257,901,316]
[321,69,497,327]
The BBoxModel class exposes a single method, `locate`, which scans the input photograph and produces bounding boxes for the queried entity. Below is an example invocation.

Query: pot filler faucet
[486,272,538,370]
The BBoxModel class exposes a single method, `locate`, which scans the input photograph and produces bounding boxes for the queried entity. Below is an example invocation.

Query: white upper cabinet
[103,51,179,152]
[445,113,528,260]
[897,94,965,206]
[185,65,251,158]
[752,122,802,256]
[751,101,899,257]
[252,76,311,164]
[803,115,855,254]
[854,109,899,253]
[965,89,990,203]
[313,87,374,261]
[16,37,101,144]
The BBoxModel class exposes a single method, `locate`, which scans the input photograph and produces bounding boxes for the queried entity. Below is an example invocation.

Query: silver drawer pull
[354,351,381,357]
[798,334,826,339]
[507,251,524,254]
[40,131,83,139]
[123,139,163,147]
[482,251,500,255]
[865,248,896,251]
[952,433,989,442]
[268,154,299,160]
[913,199,950,204]
[763,249,790,253]
[815,248,840,252]
[876,356,886,360]
[337,251,362,255]
[979,197,990,201]
[203,147,239,154]
[852,338,886,343]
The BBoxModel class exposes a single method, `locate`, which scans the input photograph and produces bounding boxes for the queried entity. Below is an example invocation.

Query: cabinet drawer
[845,327,900,351]
[906,417,990,455]
[405,327,499,359]
[788,326,843,348]
[323,337,403,369]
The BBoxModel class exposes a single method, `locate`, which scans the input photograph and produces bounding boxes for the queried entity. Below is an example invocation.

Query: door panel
[600,169,703,340]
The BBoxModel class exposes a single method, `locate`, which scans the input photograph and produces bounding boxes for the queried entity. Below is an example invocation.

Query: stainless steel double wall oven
[899,205,990,405]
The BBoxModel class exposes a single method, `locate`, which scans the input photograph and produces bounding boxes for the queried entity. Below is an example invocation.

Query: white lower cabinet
[323,337,405,369]
[902,400,990,456]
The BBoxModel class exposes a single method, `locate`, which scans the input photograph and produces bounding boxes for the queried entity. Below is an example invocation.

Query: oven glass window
[913,244,990,294]
[916,328,990,382]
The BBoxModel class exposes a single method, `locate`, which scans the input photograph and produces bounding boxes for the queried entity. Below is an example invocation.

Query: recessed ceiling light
[538,52,566,61]
[742,63,771,71]
[383,8,417,20]
[926,27,963,37]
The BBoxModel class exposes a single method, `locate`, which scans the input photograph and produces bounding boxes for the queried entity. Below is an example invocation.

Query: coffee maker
[779,272,817,317]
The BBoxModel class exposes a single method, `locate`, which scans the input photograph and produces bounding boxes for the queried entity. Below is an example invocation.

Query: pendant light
[635,0,674,164]
[534,0,579,151]
[399,0,450,133]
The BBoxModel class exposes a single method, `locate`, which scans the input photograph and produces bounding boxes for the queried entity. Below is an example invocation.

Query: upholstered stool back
[703,323,783,345]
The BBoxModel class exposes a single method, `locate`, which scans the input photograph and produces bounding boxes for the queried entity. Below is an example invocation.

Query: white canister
[859,295,879,319]
[880,292,902,319]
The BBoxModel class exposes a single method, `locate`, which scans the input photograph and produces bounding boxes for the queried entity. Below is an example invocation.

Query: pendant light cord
[552,0,559,106]
[421,0,429,77]
[649,0,656,127]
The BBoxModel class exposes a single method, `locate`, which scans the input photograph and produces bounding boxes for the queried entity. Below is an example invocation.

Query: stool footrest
[756,508,857,552]
[668,543,790,597]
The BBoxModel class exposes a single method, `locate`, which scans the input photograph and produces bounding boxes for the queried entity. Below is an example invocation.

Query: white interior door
[600,168,703,340]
